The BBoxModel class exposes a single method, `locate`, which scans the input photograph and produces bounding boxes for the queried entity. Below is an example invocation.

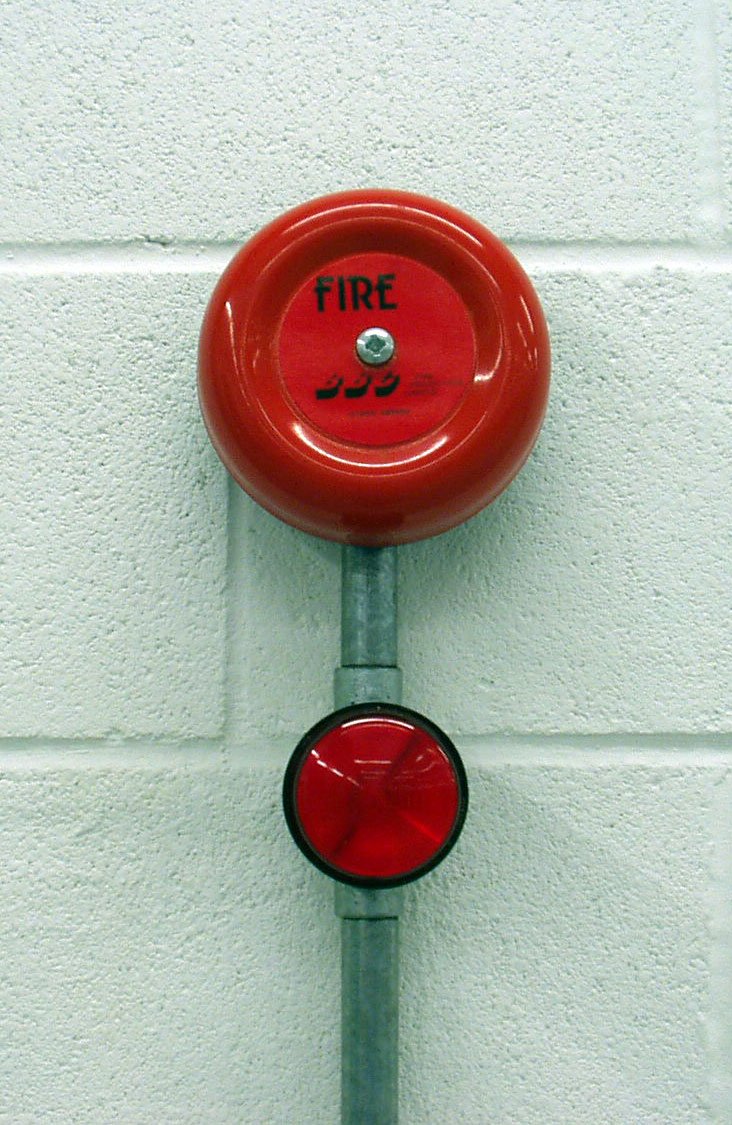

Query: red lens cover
[283,705,468,886]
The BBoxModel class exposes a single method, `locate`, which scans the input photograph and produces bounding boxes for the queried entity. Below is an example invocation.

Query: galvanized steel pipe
[335,545,402,1125]
[335,546,402,709]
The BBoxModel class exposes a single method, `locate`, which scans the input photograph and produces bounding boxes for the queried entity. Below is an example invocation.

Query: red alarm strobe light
[283,704,468,888]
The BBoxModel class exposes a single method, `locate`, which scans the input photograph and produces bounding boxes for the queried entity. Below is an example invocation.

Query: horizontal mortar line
[458,743,732,770]
[458,730,732,765]
[0,735,226,753]
[2,731,730,750]
[1,239,732,276]
[0,739,291,771]
[459,730,732,769]
[458,731,732,750]
[512,241,732,274]
[0,241,239,276]
[0,733,730,771]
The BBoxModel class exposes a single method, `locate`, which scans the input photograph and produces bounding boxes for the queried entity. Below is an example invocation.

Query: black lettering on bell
[338,276,347,311]
[315,374,343,399]
[348,276,373,310]
[374,370,400,397]
[344,371,371,398]
[314,276,333,312]
[376,274,397,309]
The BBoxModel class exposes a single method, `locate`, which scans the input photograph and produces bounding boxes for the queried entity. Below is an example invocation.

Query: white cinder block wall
[1,2,730,1122]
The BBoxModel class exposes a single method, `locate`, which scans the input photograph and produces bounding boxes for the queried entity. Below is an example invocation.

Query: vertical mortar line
[709,768,732,1120]
[335,546,402,1125]
[221,473,239,749]
[695,0,726,237]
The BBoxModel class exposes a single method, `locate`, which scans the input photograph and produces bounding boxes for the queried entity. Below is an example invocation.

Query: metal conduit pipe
[334,546,403,1125]
[335,883,402,1125]
[335,545,402,709]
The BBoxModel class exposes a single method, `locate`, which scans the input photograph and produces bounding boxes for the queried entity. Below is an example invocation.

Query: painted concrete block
[227,488,339,744]
[0,0,702,244]
[710,769,732,1122]
[0,757,716,1123]
[718,0,732,236]
[0,758,339,1123]
[0,275,226,737]
[404,763,715,1123]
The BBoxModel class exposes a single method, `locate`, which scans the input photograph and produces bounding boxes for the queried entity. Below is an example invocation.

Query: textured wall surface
[1,2,730,1122]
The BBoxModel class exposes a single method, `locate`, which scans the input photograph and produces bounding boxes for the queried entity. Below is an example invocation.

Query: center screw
[355,327,396,366]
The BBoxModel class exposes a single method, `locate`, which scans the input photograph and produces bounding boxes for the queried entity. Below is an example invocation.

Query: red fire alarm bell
[282,703,468,888]
[199,189,550,545]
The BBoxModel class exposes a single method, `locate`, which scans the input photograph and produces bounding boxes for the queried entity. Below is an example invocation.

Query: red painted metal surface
[199,189,550,545]
[279,251,476,447]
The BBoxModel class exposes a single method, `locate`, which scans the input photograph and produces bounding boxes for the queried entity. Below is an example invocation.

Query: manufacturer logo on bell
[316,372,400,400]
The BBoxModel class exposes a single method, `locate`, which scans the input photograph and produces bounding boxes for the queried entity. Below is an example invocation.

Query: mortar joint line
[2,239,732,277]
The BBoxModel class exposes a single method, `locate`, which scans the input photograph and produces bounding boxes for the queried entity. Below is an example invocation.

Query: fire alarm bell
[199,189,550,545]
